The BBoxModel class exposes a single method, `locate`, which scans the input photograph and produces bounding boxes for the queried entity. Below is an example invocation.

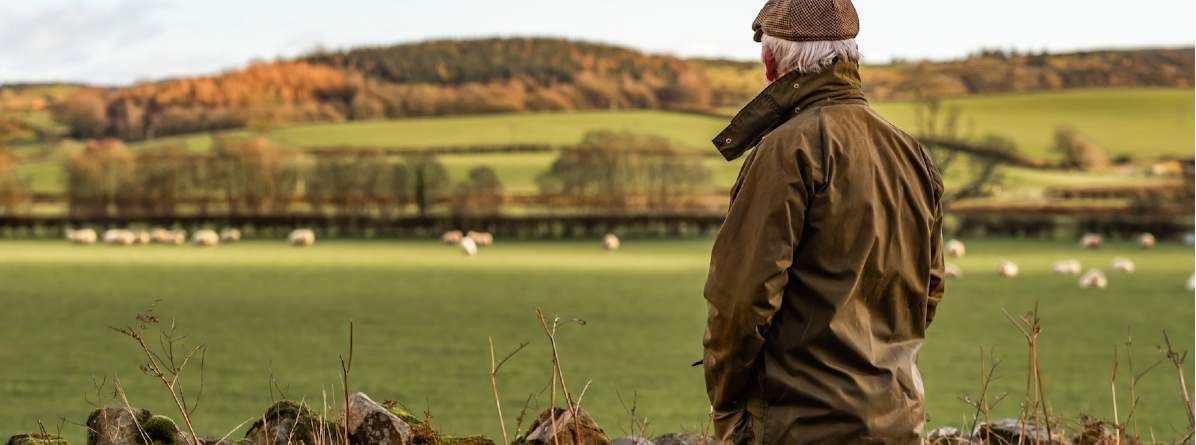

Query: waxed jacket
[702,59,946,445]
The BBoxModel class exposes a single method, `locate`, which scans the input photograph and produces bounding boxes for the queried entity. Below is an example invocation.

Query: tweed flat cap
[752,0,859,42]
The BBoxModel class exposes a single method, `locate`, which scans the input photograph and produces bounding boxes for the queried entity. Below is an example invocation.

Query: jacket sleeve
[702,135,816,419]
[926,179,946,327]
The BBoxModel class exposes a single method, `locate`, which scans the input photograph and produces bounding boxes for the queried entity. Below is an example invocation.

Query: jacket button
[724,137,733,144]
[793,83,801,89]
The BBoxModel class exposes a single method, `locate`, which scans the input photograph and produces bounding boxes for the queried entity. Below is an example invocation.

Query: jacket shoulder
[748,111,827,186]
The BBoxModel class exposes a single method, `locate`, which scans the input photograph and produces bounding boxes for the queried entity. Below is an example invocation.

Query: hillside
[33,38,1195,142]
[702,46,1195,106]
[50,38,713,141]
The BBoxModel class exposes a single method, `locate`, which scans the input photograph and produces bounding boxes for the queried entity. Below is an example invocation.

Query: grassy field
[872,88,1194,160]
[1,239,1192,443]
[11,88,1193,196]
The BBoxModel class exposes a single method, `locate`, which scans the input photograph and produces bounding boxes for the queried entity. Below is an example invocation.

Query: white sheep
[467,231,494,247]
[166,230,186,246]
[133,230,151,245]
[459,236,478,256]
[441,230,464,245]
[1079,269,1108,289]
[945,239,966,258]
[149,228,172,244]
[944,263,963,279]
[67,228,97,245]
[1187,274,1195,292]
[103,229,135,246]
[603,233,620,251]
[1080,233,1103,249]
[220,228,242,243]
[1051,259,1082,275]
[1138,233,1156,250]
[996,260,1019,278]
[191,229,219,247]
[1111,257,1135,273]
[288,228,315,247]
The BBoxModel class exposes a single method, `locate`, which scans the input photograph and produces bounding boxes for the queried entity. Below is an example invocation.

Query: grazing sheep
[1111,257,1135,273]
[1138,233,1156,250]
[133,230,151,245]
[191,229,219,247]
[1051,259,1082,275]
[288,228,315,247]
[441,230,464,244]
[943,263,963,279]
[166,230,186,246]
[103,229,135,246]
[459,236,478,256]
[1079,269,1108,289]
[945,239,966,258]
[1184,233,1195,246]
[603,233,620,251]
[149,228,171,243]
[467,231,494,247]
[67,228,97,245]
[1080,233,1103,249]
[1187,274,1195,292]
[220,228,242,243]
[996,260,1019,278]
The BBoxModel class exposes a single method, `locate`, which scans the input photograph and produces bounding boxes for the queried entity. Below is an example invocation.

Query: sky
[1,0,1193,85]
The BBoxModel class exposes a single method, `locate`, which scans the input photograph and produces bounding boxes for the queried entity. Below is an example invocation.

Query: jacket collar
[711,59,867,161]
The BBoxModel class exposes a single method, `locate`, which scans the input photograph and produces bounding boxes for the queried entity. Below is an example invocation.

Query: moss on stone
[384,406,423,428]
[141,415,180,445]
[6,433,69,445]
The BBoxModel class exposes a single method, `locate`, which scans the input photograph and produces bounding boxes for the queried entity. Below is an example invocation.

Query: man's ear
[762,44,778,82]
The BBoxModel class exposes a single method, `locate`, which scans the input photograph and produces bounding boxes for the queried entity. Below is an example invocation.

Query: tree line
[0,131,715,219]
[53,38,713,141]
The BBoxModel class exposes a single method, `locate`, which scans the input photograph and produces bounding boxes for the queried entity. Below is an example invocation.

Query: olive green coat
[703,59,946,445]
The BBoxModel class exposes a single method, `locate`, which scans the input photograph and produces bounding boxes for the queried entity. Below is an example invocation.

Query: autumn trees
[55,38,716,140]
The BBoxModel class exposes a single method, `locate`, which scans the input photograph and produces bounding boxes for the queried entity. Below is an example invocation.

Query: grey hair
[762,34,860,77]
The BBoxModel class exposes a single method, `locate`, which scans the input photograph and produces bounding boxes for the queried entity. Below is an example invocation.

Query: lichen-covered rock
[245,400,340,445]
[926,427,972,445]
[87,407,153,445]
[7,433,69,445]
[339,393,413,445]
[611,437,652,445]
[648,433,712,445]
[974,419,1071,445]
[515,407,609,445]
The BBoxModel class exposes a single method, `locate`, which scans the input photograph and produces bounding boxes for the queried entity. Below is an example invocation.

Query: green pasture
[1,239,1192,443]
[872,88,1195,160]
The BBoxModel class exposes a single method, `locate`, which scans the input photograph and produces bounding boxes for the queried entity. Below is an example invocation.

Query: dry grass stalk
[958,347,1004,443]
[616,390,651,440]
[1122,335,1161,441]
[1161,331,1194,434]
[339,322,354,445]
[488,336,529,445]
[112,306,204,445]
[536,308,582,445]
[1003,303,1052,445]
[1110,345,1121,445]
[113,377,153,445]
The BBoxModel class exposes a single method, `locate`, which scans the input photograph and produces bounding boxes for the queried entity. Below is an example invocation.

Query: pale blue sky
[2,0,1193,85]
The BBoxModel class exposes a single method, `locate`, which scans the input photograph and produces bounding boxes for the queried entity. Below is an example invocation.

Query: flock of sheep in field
[439,229,621,256]
[64,227,315,247]
[65,226,622,256]
[944,232,1196,291]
